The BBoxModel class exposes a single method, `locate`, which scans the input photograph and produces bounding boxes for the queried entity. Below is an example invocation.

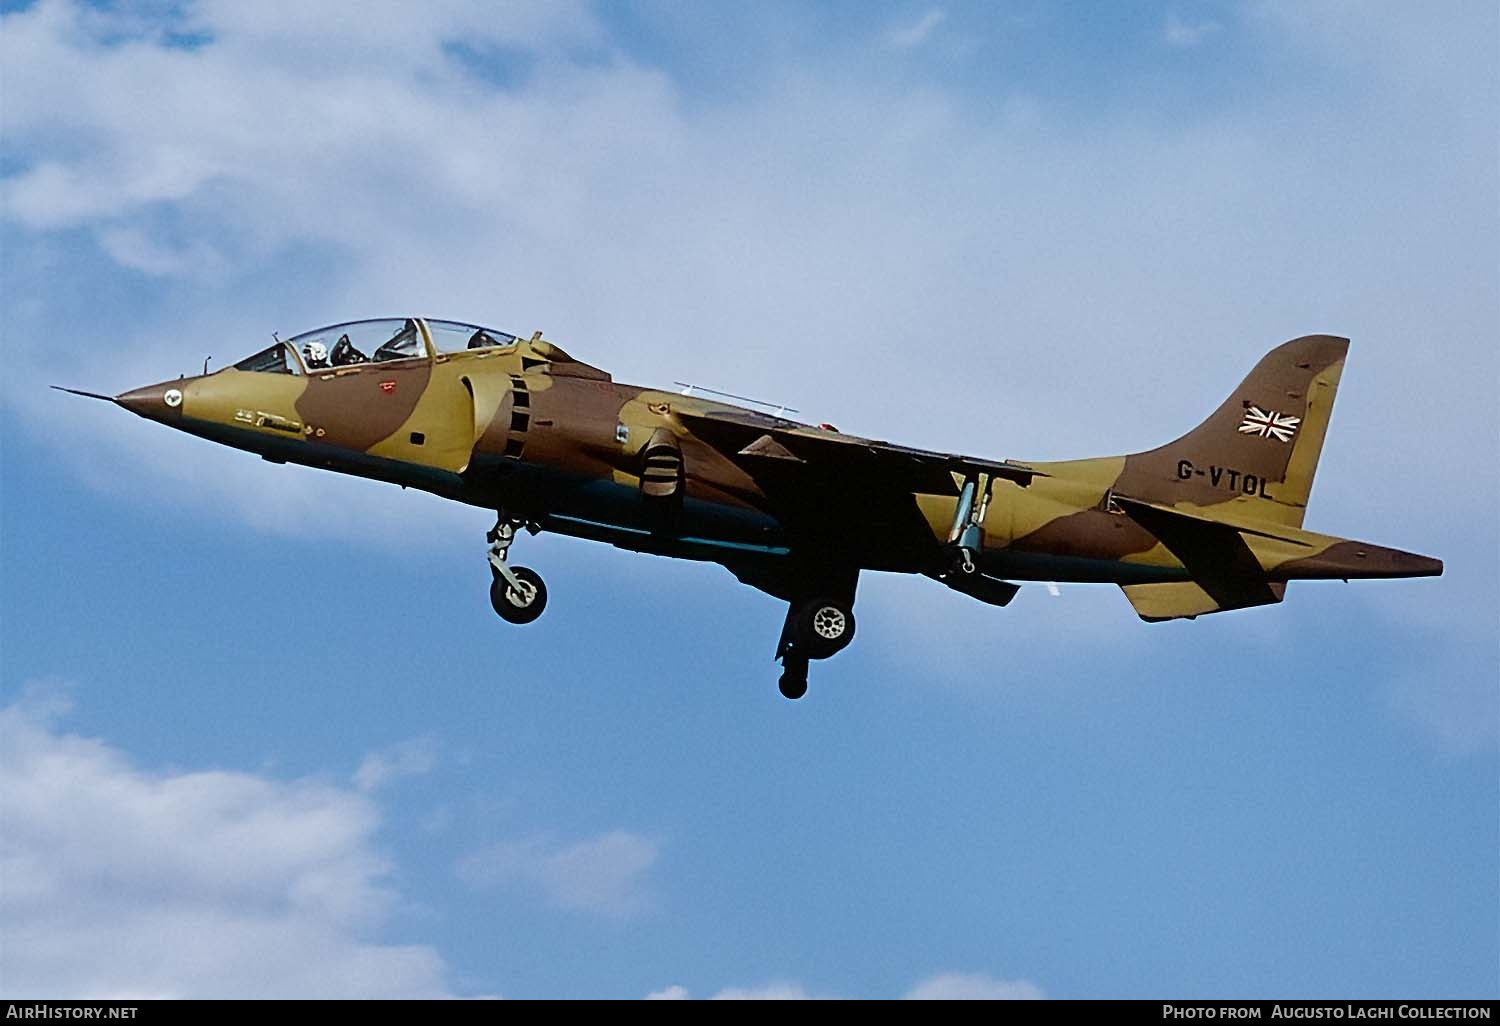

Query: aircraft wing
[674,408,1042,496]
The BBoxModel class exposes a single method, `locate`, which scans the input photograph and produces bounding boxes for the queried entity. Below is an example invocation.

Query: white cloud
[712,983,823,1000]
[647,981,823,1000]
[889,9,946,49]
[353,736,439,792]
[645,973,1044,1000]
[97,225,227,278]
[457,829,660,918]
[1163,13,1220,48]
[0,687,1061,1001]
[0,686,463,998]
[903,971,1045,1000]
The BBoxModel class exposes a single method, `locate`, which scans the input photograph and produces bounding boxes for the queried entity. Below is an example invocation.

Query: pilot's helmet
[304,341,328,365]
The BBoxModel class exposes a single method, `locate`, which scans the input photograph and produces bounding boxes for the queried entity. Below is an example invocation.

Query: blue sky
[1,0,1495,999]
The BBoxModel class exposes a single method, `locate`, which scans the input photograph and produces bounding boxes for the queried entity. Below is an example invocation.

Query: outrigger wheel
[490,565,547,624]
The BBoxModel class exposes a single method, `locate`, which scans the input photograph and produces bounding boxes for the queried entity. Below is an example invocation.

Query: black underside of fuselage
[179,416,1185,587]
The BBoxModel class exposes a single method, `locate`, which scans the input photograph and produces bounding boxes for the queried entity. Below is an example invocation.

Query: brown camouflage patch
[296,358,432,452]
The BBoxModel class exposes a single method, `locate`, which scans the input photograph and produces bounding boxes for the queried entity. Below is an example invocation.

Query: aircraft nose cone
[116,381,187,421]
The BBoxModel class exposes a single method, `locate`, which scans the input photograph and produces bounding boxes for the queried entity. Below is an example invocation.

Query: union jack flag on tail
[1238,405,1300,443]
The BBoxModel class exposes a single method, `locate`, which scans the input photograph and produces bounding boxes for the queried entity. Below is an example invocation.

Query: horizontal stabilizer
[1114,495,1287,615]
[1122,580,1285,622]
[1116,494,1443,581]
[1112,493,1439,620]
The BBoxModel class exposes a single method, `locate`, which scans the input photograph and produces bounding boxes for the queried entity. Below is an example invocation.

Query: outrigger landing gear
[487,514,547,624]
[774,572,858,700]
[947,471,990,577]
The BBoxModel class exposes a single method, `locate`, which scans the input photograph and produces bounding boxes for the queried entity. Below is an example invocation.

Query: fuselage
[111,323,1167,586]
[88,318,1442,698]
[108,318,1439,597]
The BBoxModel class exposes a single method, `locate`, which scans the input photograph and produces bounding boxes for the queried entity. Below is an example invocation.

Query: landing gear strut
[487,514,547,624]
[779,657,809,700]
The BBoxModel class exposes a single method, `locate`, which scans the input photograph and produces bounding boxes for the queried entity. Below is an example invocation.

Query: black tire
[489,566,547,624]
[795,598,855,660]
[778,668,808,700]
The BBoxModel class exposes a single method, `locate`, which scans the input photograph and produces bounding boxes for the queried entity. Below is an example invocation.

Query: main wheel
[489,566,548,624]
[795,598,855,660]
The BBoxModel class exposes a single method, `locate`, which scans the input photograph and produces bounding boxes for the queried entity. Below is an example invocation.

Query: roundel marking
[164,388,183,408]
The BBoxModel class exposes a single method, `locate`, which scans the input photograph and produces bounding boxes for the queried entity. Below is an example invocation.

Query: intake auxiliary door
[640,427,684,502]
[462,367,524,463]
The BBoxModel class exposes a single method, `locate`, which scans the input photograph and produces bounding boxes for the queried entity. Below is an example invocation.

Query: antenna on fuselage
[673,382,799,418]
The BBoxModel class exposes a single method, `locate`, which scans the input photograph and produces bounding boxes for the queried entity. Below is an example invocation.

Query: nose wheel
[490,565,547,623]
[487,514,547,624]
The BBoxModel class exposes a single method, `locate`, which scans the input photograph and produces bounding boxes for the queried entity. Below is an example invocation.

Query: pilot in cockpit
[330,333,369,366]
[302,341,330,369]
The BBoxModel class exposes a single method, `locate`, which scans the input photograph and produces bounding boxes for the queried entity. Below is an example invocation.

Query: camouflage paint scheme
[95,318,1441,693]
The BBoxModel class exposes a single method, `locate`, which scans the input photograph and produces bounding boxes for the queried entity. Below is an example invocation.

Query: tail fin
[1108,335,1348,528]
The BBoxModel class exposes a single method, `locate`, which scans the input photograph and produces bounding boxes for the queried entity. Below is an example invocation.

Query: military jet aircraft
[58,318,1441,698]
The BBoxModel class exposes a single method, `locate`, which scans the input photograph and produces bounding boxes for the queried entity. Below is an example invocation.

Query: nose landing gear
[487,514,547,624]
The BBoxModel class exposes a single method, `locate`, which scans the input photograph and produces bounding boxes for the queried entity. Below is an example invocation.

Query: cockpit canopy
[425,319,519,354]
[231,317,522,375]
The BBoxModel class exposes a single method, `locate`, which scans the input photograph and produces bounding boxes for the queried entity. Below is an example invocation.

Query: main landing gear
[775,588,858,701]
[483,514,857,701]
[487,514,547,624]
